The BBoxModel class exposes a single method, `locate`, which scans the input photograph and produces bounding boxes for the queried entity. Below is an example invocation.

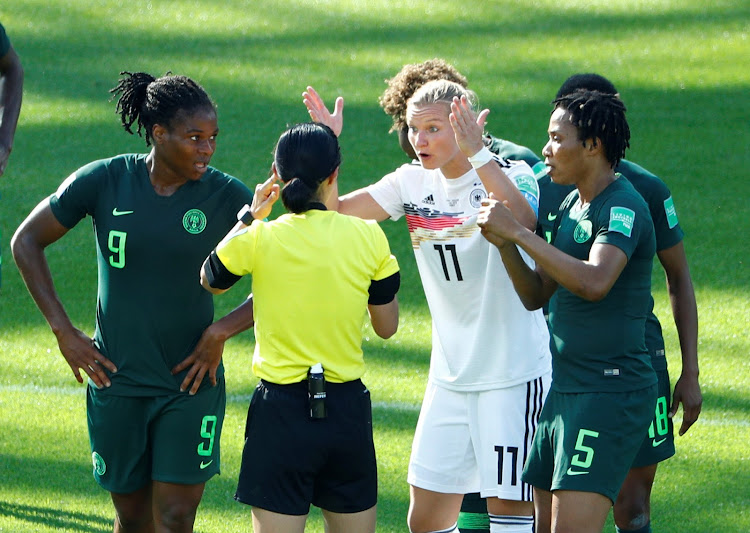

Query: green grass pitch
[1,0,748,531]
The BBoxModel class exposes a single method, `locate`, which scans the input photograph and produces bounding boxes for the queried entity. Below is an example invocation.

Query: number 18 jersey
[367,160,551,391]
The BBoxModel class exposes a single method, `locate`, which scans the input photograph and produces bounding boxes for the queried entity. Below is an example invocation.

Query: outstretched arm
[302,86,392,222]
[658,242,701,435]
[11,200,117,387]
[0,43,24,177]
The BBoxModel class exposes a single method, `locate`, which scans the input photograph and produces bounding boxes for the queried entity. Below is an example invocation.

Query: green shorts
[631,368,675,468]
[87,379,225,493]
[522,385,656,503]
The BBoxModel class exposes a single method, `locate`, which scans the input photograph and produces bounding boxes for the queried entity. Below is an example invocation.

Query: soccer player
[201,122,400,533]
[545,74,701,533]
[0,22,22,178]
[377,59,548,533]
[0,22,24,289]
[12,71,254,533]
[304,80,551,533]
[477,89,658,533]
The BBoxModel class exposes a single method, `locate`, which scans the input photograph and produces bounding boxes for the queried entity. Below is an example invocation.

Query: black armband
[368,271,400,305]
[204,250,242,290]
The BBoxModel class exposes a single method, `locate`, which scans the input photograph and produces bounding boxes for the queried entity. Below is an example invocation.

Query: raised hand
[449,95,490,158]
[303,86,344,136]
[250,174,281,221]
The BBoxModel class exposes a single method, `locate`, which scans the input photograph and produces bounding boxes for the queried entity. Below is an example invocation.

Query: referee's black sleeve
[203,250,242,290]
[368,272,400,305]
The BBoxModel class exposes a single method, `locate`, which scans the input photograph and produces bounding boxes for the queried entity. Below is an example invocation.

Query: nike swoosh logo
[652,438,667,447]
[112,208,134,216]
[547,212,557,221]
[199,460,213,469]
[566,467,589,476]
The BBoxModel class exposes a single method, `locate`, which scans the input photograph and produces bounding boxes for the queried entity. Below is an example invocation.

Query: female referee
[201,122,400,533]
[477,89,658,533]
[304,80,551,533]
[12,72,255,532]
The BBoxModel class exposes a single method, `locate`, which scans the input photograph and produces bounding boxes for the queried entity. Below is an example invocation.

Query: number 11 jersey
[367,159,551,392]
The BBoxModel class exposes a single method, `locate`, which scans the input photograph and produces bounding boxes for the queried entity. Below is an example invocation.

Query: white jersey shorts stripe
[408,372,551,500]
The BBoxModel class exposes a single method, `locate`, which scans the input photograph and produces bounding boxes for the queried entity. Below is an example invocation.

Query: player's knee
[114,511,152,532]
[155,500,199,532]
[613,495,650,530]
[408,509,458,533]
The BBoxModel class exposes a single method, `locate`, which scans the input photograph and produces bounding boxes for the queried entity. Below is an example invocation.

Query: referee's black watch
[237,204,254,225]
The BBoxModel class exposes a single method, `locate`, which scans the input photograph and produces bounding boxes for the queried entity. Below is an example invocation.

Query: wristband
[467,146,494,169]
[237,204,254,225]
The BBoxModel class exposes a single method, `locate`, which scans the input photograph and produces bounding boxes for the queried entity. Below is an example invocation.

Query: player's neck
[145,151,188,197]
[576,163,617,205]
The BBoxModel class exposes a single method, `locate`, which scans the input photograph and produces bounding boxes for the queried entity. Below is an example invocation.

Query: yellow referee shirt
[216,208,399,384]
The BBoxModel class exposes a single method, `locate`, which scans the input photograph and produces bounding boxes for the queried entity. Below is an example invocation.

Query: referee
[201,122,400,533]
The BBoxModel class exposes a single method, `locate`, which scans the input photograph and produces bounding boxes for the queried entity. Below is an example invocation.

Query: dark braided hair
[109,71,215,146]
[552,89,630,168]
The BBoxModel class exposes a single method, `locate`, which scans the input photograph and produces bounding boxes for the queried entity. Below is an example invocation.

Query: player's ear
[584,137,602,157]
[152,123,166,145]
[327,167,339,185]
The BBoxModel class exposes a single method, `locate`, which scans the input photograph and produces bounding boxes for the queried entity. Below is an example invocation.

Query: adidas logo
[422,194,435,205]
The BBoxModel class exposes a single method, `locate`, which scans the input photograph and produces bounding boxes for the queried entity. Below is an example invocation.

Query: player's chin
[418,155,437,169]
[191,163,209,180]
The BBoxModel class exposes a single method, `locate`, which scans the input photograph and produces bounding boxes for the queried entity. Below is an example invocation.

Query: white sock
[489,514,534,532]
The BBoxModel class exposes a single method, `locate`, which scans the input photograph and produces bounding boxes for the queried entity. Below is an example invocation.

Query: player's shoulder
[600,177,652,219]
[204,167,253,196]
[484,134,542,167]
[70,154,143,186]
[0,23,9,57]
[617,159,671,196]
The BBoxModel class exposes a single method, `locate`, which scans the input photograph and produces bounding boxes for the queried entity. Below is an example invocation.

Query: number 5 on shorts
[571,428,599,469]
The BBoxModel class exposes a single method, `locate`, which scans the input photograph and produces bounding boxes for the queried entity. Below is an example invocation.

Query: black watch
[237,205,254,225]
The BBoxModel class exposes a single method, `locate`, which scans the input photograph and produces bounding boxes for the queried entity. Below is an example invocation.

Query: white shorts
[407,373,550,501]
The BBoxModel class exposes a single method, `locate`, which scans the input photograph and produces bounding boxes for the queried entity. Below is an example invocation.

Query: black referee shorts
[235,378,377,515]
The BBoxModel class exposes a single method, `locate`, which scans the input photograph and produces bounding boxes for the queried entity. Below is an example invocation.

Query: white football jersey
[367,159,551,391]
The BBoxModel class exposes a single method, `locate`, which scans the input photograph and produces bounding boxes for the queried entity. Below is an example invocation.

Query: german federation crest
[469,188,487,209]
[183,209,207,234]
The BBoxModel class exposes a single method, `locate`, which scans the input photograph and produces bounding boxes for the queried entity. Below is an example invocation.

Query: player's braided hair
[552,89,631,168]
[110,71,215,146]
[380,59,469,132]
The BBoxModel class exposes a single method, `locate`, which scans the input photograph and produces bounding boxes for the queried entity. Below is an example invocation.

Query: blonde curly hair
[379,59,468,132]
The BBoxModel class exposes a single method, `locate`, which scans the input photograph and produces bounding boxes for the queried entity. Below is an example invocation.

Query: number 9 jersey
[49,153,253,396]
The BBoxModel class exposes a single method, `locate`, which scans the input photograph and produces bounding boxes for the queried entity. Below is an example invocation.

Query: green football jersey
[616,160,684,370]
[50,154,253,395]
[0,23,10,56]
[538,160,684,370]
[548,176,657,393]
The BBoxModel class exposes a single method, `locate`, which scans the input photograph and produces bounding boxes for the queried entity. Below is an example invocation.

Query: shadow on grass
[0,501,110,532]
